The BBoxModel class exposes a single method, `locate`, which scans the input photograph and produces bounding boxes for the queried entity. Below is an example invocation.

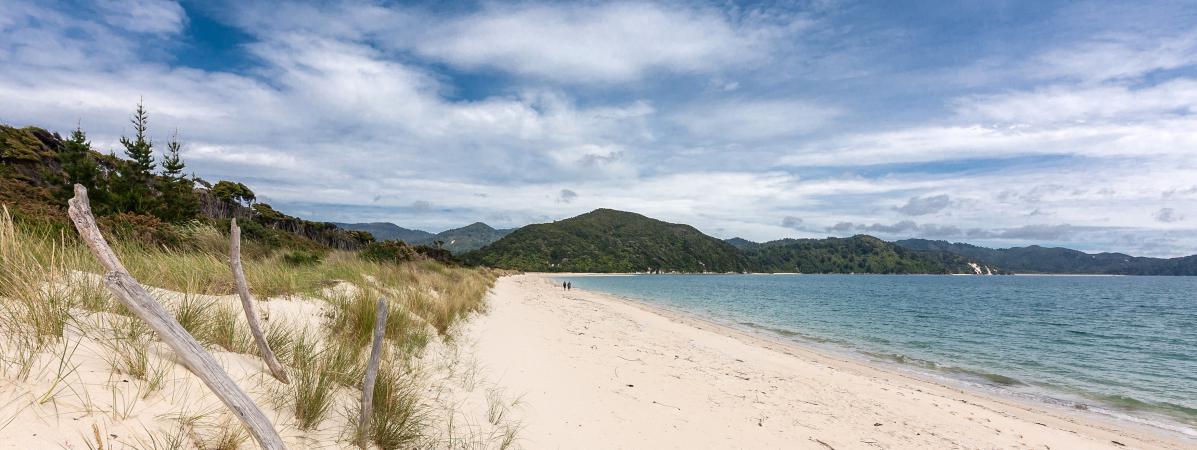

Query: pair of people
[562,281,572,290]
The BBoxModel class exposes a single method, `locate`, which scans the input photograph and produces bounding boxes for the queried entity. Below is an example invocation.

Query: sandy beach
[464,274,1194,449]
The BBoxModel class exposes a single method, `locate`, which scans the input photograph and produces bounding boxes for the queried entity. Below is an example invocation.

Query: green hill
[1,123,370,251]
[331,222,435,243]
[465,209,748,273]
[896,239,1197,275]
[742,235,992,274]
[432,222,514,254]
[333,221,512,254]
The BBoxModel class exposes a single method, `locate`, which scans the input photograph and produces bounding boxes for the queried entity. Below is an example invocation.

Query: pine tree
[56,125,108,210]
[112,101,159,214]
[157,130,198,222]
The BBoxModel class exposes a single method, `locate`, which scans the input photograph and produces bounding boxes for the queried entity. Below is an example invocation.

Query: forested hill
[432,222,515,254]
[896,239,1197,275]
[464,209,749,273]
[333,221,513,254]
[330,222,435,243]
[1,119,371,251]
[464,209,995,274]
[742,236,998,274]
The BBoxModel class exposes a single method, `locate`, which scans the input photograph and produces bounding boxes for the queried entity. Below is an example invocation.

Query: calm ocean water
[559,274,1197,434]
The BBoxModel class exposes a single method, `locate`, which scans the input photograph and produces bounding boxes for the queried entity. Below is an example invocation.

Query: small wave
[862,351,1026,387]
[737,321,836,343]
[1082,394,1197,426]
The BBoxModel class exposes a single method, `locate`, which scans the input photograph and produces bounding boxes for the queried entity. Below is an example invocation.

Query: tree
[57,125,109,211]
[111,101,158,214]
[212,181,256,207]
[157,131,198,222]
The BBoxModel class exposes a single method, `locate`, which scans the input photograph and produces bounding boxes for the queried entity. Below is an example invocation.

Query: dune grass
[0,206,502,447]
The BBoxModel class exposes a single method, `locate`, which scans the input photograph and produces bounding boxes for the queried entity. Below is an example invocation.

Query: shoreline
[466,273,1194,449]
[556,276,1197,438]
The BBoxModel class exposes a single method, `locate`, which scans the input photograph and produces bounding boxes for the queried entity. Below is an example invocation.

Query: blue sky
[2,0,1196,256]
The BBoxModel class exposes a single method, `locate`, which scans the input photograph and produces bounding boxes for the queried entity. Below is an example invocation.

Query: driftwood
[230,219,290,384]
[67,185,286,450]
[358,297,389,447]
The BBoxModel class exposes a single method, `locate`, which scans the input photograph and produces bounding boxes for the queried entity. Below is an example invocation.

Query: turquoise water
[560,274,1197,433]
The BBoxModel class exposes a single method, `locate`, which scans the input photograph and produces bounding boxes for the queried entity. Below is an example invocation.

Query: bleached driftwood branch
[67,185,286,450]
[358,297,389,447]
[230,218,290,384]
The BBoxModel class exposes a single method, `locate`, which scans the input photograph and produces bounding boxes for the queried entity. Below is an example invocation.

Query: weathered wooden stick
[358,297,389,448]
[230,219,290,384]
[67,185,286,450]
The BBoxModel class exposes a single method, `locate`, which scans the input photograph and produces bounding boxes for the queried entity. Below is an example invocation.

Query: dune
[0,275,517,449]
[464,274,1194,449]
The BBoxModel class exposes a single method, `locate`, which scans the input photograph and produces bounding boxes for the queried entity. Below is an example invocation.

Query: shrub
[360,241,417,263]
[99,212,183,248]
[282,250,323,266]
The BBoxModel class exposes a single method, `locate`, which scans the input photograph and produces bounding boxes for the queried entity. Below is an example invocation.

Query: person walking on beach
[567,282,572,290]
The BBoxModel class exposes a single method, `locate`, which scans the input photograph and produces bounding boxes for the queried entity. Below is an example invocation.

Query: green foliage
[468,210,991,274]
[425,222,513,254]
[360,240,418,263]
[330,222,433,243]
[156,132,198,223]
[333,221,512,254]
[56,127,109,212]
[743,235,955,274]
[212,180,255,206]
[896,239,1197,275]
[98,212,183,248]
[111,101,159,215]
[466,208,747,273]
[282,250,323,266]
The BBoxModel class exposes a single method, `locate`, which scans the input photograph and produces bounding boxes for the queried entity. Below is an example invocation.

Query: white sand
[0,275,515,449]
[464,274,1195,449]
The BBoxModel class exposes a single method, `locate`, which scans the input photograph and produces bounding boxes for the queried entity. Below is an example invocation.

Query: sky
[2,0,1196,257]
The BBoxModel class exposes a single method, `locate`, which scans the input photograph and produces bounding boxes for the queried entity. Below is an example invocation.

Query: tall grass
[1,205,502,445]
[0,207,86,344]
[288,336,360,430]
[366,358,428,449]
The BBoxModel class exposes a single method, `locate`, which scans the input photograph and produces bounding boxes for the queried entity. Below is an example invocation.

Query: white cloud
[954,79,1197,125]
[672,99,840,141]
[94,0,187,35]
[410,2,791,83]
[1030,32,1197,82]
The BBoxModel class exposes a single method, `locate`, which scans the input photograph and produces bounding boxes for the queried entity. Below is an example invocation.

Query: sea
[558,274,1197,436]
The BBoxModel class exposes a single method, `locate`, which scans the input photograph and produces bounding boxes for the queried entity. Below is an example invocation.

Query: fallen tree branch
[67,185,285,450]
[230,218,290,384]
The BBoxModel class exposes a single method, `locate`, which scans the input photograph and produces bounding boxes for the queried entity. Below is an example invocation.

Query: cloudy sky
[2,0,1196,256]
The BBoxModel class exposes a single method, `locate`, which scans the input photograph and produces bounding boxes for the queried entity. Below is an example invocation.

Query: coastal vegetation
[740,235,993,274]
[1,112,513,447]
[896,239,1197,275]
[465,208,749,273]
[464,209,992,274]
[336,221,514,254]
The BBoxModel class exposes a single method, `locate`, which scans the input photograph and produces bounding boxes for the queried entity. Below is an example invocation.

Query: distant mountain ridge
[740,236,1001,274]
[333,221,513,254]
[895,239,1197,275]
[465,209,990,274]
[465,209,749,273]
[329,222,434,243]
[338,211,1195,275]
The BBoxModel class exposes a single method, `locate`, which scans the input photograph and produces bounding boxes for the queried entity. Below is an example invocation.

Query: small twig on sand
[651,400,681,411]
[811,438,835,449]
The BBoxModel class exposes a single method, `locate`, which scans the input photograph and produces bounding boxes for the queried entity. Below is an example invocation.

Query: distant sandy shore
[463,273,1194,449]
